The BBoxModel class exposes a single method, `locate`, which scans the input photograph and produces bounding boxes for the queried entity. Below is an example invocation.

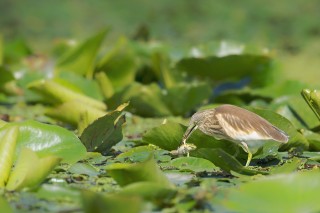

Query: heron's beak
[181,124,198,145]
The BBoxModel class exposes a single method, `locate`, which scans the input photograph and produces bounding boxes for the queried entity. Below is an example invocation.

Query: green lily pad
[0,120,86,163]
[0,196,13,213]
[82,190,143,213]
[142,122,238,155]
[192,148,267,175]
[301,89,320,122]
[222,171,320,213]
[68,162,99,177]
[171,157,217,172]
[108,82,172,117]
[6,148,61,191]
[56,29,108,78]
[80,103,127,155]
[96,37,137,89]
[176,54,273,87]
[164,83,211,116]
[248,107,309,150]
[0,126,18,187]
[106,155,173,188]
[119,181,177,202]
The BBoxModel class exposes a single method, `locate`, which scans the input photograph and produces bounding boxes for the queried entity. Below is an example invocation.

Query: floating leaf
[56,29,108,77]
[57,72,104,101]
[97,37,137,89]
[95,72,114,99]
[192,148,267,175]
[108,82,172,117]
[142,122,238,155]
[106,155,173,187]
[68,162,99,177]
[164,83,211,116]
[28,80,106,110]
[0,196,13,213]
[0,120,86,163]
[80,103,128,154]
[0,126,19,187]
[222,171,320,213]
[176,54,273,87]
[46,100,106,126]
[6,148,61,191]
[301,89,320,121]
[82,190,143,213]
[270,158,304,174]
[119,181,176,202]
[171,157,217,172]
[248,107,309,150]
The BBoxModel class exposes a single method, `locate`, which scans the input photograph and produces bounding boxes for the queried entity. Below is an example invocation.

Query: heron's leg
[240,142,252,167]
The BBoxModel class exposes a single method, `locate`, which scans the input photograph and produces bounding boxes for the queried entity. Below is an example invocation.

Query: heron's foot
[170,143,196,156]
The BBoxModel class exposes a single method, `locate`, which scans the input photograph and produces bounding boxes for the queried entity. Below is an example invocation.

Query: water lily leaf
[96,37,137,89]
[80,103,128,154]
[222,171,320,213]
[28,79,106,110]
[270,158,304,174]
[301,89,320,121]
[171,157,217,172]
[176,54,273,87]
[151,52,175,88]
[118,181,176,202]
[57,72,104,101]
[108,82,172,117]
[36,184,82,204]
[248,107,309,150]
[164,83,211,116]
[142,122,238,155]
[251,80,308,99]
[45,100,106,127]
[0,120,86,163]
[0,196,13,213]
[82,190,143,213]
[0,126,19,187]
[56,29,108,77]
[6,148,61,191]
[192,148,267,175]
[95,72,114,99]
[106,155,173,187]
[68,162,99,177]
[303,130,320,151]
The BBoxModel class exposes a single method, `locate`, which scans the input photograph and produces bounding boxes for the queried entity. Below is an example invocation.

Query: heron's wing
[215,111,288,143]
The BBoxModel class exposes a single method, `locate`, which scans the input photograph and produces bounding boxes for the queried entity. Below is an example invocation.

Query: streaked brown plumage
[179,104,289,166]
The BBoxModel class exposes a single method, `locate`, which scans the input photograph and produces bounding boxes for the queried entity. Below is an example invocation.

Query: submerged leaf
[6,148,61,191]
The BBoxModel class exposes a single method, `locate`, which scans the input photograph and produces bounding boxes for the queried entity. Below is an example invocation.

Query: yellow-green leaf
[6,148,61,191]
[0,126,19,187]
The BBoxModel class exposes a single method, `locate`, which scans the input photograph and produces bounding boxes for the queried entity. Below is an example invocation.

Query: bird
[177,104,289,167]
